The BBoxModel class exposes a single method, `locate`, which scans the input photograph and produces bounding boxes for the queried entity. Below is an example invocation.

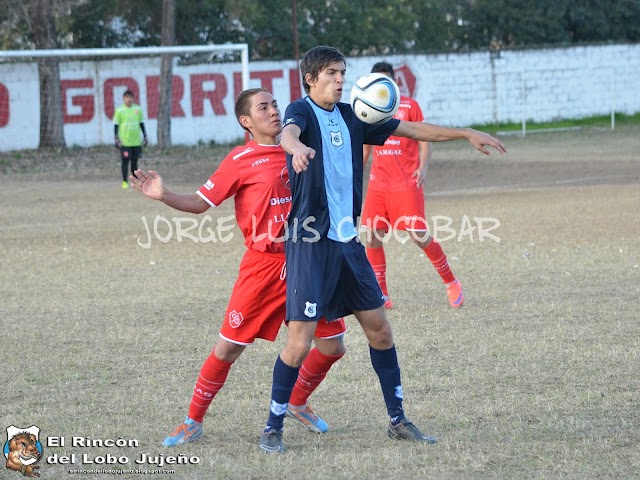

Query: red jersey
[368,96,425,192]
[197,141,290,254]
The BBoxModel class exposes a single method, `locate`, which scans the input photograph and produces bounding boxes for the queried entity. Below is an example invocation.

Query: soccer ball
[350,73,400,124]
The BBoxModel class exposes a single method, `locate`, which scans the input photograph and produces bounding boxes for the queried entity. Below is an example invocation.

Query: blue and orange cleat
[285,404,328,433]
[446,279,464,308]
[383,295,394,309]
[162,417,203,447]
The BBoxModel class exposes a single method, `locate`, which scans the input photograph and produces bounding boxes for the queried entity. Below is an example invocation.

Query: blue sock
[265,355,300,431]
[370,345,405,424]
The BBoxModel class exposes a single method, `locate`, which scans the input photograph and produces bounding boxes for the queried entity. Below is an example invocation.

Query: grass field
[1,125,639,479]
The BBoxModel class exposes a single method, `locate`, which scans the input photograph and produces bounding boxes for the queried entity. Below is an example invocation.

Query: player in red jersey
[362,62,463,309]
[130,88,347,446]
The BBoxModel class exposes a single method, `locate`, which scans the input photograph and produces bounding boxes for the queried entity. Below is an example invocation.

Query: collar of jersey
[305,96,336,113]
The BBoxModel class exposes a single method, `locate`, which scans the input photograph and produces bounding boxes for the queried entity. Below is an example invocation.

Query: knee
[367,231,385,249]
[283,339,313,367]
[365,319,394,350]
[314,335,346,357]
[411,232,432,248]
[213,339,244,363]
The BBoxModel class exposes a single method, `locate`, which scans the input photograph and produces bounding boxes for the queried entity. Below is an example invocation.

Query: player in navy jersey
[259,46,507,453]
[130,88,347,446]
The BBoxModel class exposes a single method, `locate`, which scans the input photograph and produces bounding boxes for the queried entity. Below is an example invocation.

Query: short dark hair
[300,46,346,94]
[123,90,135,98]
[234,88,268,132]
[371,61,394,77]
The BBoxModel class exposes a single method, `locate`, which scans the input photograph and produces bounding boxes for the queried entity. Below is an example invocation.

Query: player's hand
[412,166,428,187]
[292,146,316,173]
[465,128,507,155]
[143,137,148,147]
[130,169,165,200]
[114,137,121,149]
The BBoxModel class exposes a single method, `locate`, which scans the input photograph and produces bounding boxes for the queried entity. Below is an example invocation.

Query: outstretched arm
[281,124,316,173]
[394,121,507,156]
[130,169,209,214]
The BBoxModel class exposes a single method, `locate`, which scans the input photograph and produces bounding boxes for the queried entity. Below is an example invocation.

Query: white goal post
[0,44,249,151]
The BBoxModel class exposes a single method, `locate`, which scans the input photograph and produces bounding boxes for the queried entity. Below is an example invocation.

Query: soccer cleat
[259,426,285,454]
[446,279,464,308]
[387,418,437,444]
[121,180,129,190]
[162,417,203,447]
[383,295,394,309]
[286,404,329,433]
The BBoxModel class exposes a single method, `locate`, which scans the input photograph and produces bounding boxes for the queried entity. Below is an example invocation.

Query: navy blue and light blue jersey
[305,97,355,241]
[283,96,400,242]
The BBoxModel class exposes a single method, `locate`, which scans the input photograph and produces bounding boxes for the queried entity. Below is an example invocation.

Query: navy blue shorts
[285,236,385,321]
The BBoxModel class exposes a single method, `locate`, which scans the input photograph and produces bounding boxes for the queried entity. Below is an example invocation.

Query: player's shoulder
[399,96,420,109]
[227,141,283,163]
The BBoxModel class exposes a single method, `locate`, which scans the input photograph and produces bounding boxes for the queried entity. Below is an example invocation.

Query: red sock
[289,348,345,407]
[366,246,388,296]
[187,351,233,423]
[423,240,455,284]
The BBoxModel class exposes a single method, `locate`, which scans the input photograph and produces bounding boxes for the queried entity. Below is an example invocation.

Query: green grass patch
[471,112,640,134]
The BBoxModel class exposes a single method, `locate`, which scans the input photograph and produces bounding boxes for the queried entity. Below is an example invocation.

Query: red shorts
[361,188,428,232]
[220,248,346,345]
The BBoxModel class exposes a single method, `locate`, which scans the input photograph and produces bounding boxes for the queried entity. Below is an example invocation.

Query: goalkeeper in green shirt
[114,90,148,189]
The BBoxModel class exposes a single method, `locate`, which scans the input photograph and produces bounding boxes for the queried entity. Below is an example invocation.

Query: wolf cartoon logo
[4,425,43,477]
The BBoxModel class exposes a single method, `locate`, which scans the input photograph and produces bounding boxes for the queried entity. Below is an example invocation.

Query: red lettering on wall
[61,79,95,124]
[104,78,139,119]
[233,72,243,104]
[145,76,186,119]
[190,74,227,116]
[0,83,9,127]
[289,68,302,102]
[251,70,283,94]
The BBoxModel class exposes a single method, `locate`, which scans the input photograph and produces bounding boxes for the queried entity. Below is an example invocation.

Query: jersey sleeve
[363,118,401,146]
[283,100,309,134]
[113,107,121,125]
[196,155,241,208]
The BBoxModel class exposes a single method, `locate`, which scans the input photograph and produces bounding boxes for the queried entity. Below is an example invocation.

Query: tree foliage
[2,0,638,56]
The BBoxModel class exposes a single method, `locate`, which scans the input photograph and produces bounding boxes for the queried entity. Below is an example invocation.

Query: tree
[157,0,175,148]
[31,0,65,148]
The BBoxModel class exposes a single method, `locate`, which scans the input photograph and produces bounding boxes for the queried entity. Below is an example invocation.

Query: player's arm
[114,124,121,148]
[281,124,316,173]
[140,122,148,146]
[413,140,430,187]
[363,144,373,167]
[394,121,507,156]
[130,169,209,214]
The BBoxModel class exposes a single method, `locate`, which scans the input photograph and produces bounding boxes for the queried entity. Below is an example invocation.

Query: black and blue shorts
[285,236,385,321]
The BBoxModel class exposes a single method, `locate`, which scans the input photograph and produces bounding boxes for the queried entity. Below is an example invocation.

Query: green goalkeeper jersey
[114,103,144,147]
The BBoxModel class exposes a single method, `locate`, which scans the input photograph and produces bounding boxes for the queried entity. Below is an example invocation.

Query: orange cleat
[446,279,464,308]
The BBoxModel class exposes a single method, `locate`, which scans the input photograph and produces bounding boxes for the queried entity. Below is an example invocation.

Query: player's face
[246,91,282,140]
[123,95,134,107]
[306,61,346,109]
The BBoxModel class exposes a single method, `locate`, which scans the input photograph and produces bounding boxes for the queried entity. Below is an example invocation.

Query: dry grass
[1,125,639,479]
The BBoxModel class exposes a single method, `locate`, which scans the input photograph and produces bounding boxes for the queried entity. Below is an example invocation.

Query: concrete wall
[1,44,638,150]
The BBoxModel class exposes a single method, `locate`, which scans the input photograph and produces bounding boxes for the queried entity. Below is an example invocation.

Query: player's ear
[304,73,316,88]
[239,115,252,131]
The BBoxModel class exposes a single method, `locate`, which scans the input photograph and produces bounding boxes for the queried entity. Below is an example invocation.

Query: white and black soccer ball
[350,73,401,124]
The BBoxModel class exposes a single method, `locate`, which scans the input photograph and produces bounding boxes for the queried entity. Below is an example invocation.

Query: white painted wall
[0,44,638,151]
